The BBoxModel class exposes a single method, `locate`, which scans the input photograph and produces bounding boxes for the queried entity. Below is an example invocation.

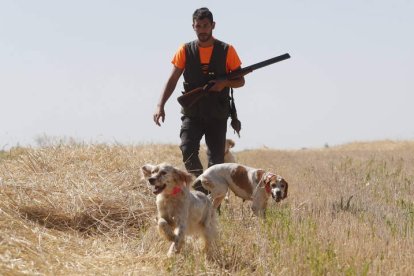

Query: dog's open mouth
[153,184,166,195]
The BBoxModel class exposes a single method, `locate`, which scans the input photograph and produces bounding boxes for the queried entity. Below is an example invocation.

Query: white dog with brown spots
[194,163,288,217]
[141,163,217,257]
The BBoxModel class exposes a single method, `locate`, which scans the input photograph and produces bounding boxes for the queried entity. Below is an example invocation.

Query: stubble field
[1,140,414,275]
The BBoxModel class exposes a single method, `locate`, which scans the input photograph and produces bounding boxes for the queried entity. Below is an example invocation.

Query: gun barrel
[178,53,291,108]
[225,53,290,79]
[244,53,291,72]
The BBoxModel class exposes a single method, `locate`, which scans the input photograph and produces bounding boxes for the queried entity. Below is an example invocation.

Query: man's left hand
[207,79,228,92]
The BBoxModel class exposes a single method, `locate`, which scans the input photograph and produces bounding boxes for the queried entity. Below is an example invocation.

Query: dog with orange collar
[141,163,217,257]
[193,163,288,217]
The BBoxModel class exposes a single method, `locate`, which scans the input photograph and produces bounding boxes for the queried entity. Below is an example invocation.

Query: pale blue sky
[1,1,413,150]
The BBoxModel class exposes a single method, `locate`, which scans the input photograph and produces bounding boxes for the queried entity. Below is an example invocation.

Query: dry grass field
[1,140,414,275]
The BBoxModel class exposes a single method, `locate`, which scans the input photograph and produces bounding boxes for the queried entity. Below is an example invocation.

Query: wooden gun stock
[177,83,214,110]
[177,53,291,109]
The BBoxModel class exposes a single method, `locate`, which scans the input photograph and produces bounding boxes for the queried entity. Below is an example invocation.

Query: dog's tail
[192,175,209,195]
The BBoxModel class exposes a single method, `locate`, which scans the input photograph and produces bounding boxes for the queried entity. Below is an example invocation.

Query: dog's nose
[148,177,156,185]
[276,190,282,197]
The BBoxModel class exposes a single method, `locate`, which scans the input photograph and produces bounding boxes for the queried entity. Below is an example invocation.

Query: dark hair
[192,7,213,23]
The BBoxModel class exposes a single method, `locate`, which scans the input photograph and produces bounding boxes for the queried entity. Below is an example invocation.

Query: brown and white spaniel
[194,163,288,217]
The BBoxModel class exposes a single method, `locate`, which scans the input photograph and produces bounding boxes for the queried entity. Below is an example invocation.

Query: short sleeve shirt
[172,42,242,73]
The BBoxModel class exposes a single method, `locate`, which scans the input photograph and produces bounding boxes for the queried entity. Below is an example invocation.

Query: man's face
[193,18,215,43]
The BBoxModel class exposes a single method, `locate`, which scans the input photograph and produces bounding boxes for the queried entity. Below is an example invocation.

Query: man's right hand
[153,66,183,126]
[153,105,165,126]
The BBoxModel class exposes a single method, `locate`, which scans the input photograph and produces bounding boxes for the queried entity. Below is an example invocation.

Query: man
[153,7,245,194]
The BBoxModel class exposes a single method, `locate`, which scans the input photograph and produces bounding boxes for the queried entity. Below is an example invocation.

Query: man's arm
[153,66,184,126]
[210,76,245,92]
[208,66,245,92]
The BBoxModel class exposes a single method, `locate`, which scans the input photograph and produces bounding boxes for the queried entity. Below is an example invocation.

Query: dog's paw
[167,250,175,258]
[167,243,179,257]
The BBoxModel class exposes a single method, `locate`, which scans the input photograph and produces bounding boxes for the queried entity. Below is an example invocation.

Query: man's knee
[207,150,225,167]
[180,143,199,161]
[180,144,203,177]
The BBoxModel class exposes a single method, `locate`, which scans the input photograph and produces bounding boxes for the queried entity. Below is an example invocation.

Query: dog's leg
[167,224,186,257]
[167,243,176,257]
[158,218,175,242]
[159,218,183,257]
[201,212,218,260]
[175,224,186,253]
[240,199,245,218]
[224,190,230,203]
[251,200,267,218]
[201,178,228,214]
[251,207,266,218]
[212,196,225,210]
[203,231,217,260]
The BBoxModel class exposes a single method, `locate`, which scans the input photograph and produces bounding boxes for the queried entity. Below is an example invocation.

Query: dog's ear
[141,164,155,179]
[175,169,193,187]
[282,178,288,199]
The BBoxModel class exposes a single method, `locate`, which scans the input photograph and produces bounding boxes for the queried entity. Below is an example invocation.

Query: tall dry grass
[1,140,414,275]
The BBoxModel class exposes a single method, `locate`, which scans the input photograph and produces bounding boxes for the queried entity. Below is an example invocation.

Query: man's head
[192,7,213,23]
[192,7,215,44]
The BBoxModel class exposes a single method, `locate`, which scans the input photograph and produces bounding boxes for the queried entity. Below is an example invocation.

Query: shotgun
[177,53,291,108]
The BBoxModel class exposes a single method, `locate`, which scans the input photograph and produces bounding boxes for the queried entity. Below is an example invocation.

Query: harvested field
[1,140,414,275]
